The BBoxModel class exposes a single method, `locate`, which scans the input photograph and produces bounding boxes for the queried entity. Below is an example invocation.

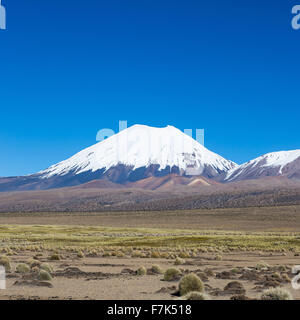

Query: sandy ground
[0,251,299,300]
[0,208,300,300]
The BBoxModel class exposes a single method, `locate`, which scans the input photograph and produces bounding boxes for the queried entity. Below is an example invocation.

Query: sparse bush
[272,272,281,280]
[160,252,169,259]
[204,268,215,277]
[230,268,239,274]
[131,251,142,258]
[77,251,84,258]
[116,251,125,257]
[150,265,163,274]
[261,287,293,300]
[0,256,11,272]
[28,259,41,268]
[136,266,147,276]
[164,268,181,281]
[40,263,53,274]
[102,252,111,257]
[281,273,290,282]
[256,261,269,271]
[49,254,60,261]
[182,291,211,300]
[179,252,190,259]
[16,263,30,273]
[179,273,204,296]
[38,269,52,281]
[174,257,185,265]
[151,251,160,259]
[215,255,222,261]
[277,265,287,272]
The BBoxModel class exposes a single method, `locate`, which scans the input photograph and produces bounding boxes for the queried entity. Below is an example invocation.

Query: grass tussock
[182,291,211,300]
[16,263,30,273]
[38,269,52,281]
[164,268,181,281]
[0,256,11,272]
[49,254,60,261]
[40,263,53,274]
[256,261,270,271]
[261,287,293,300]
[174,257,185,265]
[179,273,204,296]
[136,266,147,276]
[150,264,163,274]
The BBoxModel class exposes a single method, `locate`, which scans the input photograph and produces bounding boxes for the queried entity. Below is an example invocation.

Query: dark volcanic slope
[0,177,300,212]
[0,165,221,192]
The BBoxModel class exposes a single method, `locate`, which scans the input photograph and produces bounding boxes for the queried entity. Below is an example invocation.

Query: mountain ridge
[0,125,300,192]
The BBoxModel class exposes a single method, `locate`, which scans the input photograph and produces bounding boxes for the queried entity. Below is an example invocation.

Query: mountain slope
[40,125,236,180]
[0,125,236,191]
[223,150,300,182]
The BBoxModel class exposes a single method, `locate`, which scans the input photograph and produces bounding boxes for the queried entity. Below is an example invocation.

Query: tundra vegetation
[0,225,299,254]
[0,223,299,300]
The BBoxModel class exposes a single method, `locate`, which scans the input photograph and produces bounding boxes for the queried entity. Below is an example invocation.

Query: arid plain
[0,206,300,300]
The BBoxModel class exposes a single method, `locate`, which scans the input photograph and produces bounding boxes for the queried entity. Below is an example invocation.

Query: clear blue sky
[0,0,300,176]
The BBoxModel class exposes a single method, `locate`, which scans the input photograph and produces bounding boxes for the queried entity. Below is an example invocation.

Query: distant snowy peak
[40,124,237,181]
[225,150,300,182]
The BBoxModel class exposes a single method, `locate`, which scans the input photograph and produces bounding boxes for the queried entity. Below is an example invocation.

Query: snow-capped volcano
[224,150,300,182]
[40,124,236,182]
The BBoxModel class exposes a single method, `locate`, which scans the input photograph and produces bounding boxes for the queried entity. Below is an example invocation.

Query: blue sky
[0,0,300,176]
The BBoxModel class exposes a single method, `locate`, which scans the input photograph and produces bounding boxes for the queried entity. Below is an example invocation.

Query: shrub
[150,264,163,274]
[160,252,169,259]
[102,252,111,257]
[230,268,239,274]
[151,251,160,259]
[261,287,293,300]
[49,254,60,261]
[0,256,11,272]
[16,263,30,273]
[281,274,290,282]
[136,266,147,276]
[277,265,287,272]
[182,291,211,300]
[215,255,222,261]
[179,273,204,296]
[256,261,269,271]
[131,251,143,258]
[204,268,215,277]
[40,263,53,274]
[179,252,190,259]
[28,259,41,268]
[174,257,185,265]
[77,251,84,258]
[164,268,181,281]
[38,269,52,281]
[116,251,125,257]
[272,272,281,280]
